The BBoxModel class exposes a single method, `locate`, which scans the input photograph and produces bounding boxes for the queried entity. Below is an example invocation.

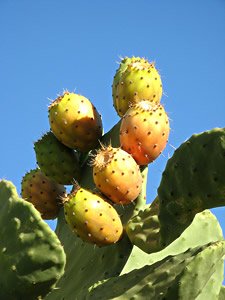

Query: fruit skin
[120,100,170,165]
[48,92,103,152]
[112,56,147,108]
[34,131,81,185]
[113,57,163,116]
[21,168,66,219]
[64,186,123,246]
[92,145,143,204]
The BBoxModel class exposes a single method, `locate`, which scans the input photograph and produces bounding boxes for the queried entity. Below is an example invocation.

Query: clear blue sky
[1,1,225,241]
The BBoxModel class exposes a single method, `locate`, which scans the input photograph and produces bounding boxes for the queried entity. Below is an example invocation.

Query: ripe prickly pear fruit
[34,131,81,185]
[21,168,66,219]
[92,145,142,204]
[64,186,123,246]
[48,92,103,152]
[112,56,146,108]
[113,57,162,117]
[120,100,170,165]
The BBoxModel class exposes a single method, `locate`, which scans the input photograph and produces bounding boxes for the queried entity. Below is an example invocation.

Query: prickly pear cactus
[87,241,225,300]
[2,56,225,300]
[45,121,149,299]
[0,180,65,300]
[45,122,225,300]
[219,286,225,299]
[158,127,225,247]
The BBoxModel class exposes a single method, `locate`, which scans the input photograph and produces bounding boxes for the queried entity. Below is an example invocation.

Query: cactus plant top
[2,56,225,299]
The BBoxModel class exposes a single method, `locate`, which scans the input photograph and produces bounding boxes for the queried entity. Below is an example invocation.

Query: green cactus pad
[34,131,81,185]
[0,180,65,300]
[87,241,225,300]
[219,286,225,300]
[158,127,225,246]
[123,209,223,272]
[179,241,225,300]
[45,209,133,300]
[126,197,223,255]
[126,197,161,253]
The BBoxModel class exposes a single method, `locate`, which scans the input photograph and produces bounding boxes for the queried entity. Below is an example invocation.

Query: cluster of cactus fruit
[1,56,225,299]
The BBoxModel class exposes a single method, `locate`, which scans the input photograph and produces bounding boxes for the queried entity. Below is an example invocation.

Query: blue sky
[1,0,225,241]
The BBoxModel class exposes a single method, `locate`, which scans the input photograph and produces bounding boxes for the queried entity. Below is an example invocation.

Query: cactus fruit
[113,57,163,117]
[21,168,66,219]
[64,186,123,246]
[48,92,103,151]
[92,145,143,204]
[112,57,146,107]
[34,131,81,185]
[120,100,170,165]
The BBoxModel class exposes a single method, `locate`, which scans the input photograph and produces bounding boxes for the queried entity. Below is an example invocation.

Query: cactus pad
[0,180,65,299]
[87,241,225,299]
[158,127,225,246]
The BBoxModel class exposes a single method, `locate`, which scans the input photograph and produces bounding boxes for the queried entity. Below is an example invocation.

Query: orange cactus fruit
[92,145,143,204]
[120,100,170,165]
